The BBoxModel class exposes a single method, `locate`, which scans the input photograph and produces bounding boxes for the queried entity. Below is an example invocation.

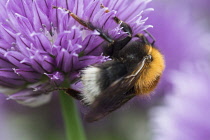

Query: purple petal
[26,51,54,73]
[0,68,21,79]
[15,35,31,56]
[102,0,153,33]
[35,0,53,17]
[105,0,151,21]
[14,13,34,36]
[0,23,16,43]
[83,0,102,21]
[97,10,117,30]
[6,0,30,17]
[7,89,52,107]
[30,32,52,53]
[0,68,26,87]
[32,1,51,32]
[27,82,52,92]
[56,48,78,72]
[56,9,72,32]
[4,51,30,68]
[74,55,108,70]
[41,55,55,73]
[68,71,80,82]
[0,39,12,50]
[129,14,153,35]
[55,29,82,50]
[20,0,34,22]
[0,1,8,21]
[80,34,104,55]
[45,71,65,86]
[13,68,42,82]
[0,56,15,68]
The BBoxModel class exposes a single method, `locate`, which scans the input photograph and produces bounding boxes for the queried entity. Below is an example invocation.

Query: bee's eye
[145,55,152,62]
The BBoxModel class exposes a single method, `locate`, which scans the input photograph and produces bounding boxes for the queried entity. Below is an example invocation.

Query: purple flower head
[151,62,210,140]
[0,0,152,106]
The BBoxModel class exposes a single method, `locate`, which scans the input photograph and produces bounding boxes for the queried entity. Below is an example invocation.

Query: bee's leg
[53,6,114,43]
[144,30,156,45]
[135,31,156,45]
[103,16,133,58]
[100,4,132,38]
[53,6,132,58]
[45,86,82,100]
[113,17,132,37]
[100,4,133,58]
[65,88,83,100]
[135,33,150,44]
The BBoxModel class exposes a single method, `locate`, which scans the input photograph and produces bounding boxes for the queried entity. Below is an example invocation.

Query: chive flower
[0,0,153,106]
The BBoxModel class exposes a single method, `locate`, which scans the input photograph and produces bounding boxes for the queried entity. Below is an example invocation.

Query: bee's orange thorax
[135,46,165,95]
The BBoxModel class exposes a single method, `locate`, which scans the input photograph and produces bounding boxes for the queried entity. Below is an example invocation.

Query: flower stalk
[59,90,86,140]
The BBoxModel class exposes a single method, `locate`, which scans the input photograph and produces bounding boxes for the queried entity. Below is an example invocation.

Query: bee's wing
[85,60,146,122]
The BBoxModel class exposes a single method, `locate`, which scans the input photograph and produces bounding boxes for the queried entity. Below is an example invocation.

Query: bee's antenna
[144,30,156,45]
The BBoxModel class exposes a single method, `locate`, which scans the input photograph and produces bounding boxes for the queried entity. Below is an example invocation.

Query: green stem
[59,91,86,140]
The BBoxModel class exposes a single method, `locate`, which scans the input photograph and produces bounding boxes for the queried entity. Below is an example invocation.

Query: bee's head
[135,45,165,95]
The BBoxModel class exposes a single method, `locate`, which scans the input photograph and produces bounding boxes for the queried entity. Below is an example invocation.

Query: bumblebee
[53,5,165,122]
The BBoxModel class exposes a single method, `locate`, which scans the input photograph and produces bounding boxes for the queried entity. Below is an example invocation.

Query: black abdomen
[97,60,127,90]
